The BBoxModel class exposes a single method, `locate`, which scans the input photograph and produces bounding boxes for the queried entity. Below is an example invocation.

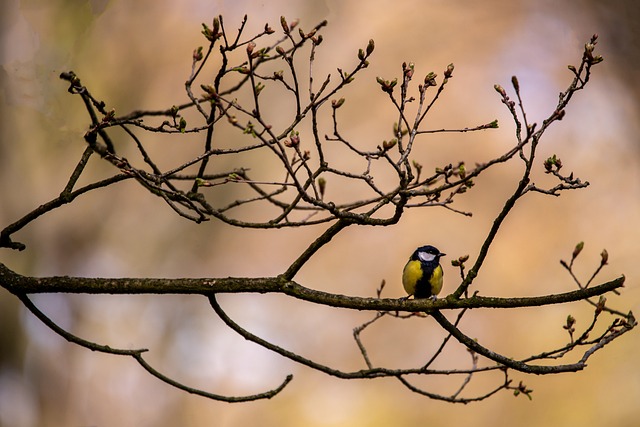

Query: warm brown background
[1,0,639,426]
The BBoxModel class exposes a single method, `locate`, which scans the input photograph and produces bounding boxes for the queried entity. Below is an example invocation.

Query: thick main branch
[0,263,624,312]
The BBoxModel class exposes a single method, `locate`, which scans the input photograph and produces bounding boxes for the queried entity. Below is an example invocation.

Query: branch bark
[0,262,625,312]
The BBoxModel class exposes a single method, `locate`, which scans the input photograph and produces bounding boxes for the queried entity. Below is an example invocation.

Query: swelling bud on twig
[376,77,398,93]
[403,62,415,79]
[563,314,576,336]
[331,98,345,109]
[280,16,290,34]
[424,72,437,87]
[444,63,455,79]
[572,241,584,259]
[284,130,300,147]
[382,139,397,151]
[544,154,562,172]
[366,39,375,56]
[193,46,204,61]
[451,255,469,267]
[317,177,326,199]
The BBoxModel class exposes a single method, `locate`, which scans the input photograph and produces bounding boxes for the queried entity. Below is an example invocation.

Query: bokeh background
[1,0,639,426]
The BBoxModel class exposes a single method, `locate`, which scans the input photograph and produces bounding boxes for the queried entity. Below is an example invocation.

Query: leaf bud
[280,16,289,34]
[444,63,455,79]
[382,138,397,151]
[331,98,345,109]
[246,41,256,55]
[318,177,326,198]
[458,163,466,178]
[193,46,204,61]
[201,23,214,42]
[366,39,375,56]
[563,314,576,331]
[424,72,437,87]
[572,241,584,259]
[511,75,519,91]
[212,17,220,35]
[284,130,300,147]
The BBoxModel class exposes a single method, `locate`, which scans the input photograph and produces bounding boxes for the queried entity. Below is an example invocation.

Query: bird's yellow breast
[429,264,444,296]
[402,260,423,295]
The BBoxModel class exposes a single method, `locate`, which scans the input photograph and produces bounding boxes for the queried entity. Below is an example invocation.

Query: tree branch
[0,263,625,312]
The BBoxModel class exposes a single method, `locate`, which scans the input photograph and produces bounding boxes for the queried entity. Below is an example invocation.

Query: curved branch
[16,293,292,402]
[0,173,131,251]
[396,373,508,404]
[430,309,635,374]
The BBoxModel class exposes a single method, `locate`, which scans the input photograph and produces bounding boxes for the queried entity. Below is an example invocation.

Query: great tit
[402,245,446,299]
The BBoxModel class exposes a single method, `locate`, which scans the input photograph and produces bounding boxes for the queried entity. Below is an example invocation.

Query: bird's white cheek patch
[418,252,436,262]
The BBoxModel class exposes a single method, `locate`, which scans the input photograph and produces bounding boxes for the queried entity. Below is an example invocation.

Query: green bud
[424,72,437,87]
[572,241,584,259]
[193,46,204,61]
[280,16,289,34]
[382,139,397,151]
[458,163,466,178]
[366,39,375,56]
[331,98,345,109]
[444,63,454,79]
[212,17,220,35]
[201,23,214,42]
[563,314,576,331]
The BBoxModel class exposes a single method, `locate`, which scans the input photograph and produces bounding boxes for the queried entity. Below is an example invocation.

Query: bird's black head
[412,245,446,263]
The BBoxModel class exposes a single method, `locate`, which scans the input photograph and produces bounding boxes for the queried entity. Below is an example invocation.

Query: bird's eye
[418,251,436,262]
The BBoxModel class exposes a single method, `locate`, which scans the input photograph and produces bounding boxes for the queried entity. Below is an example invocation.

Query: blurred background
[1,0,639,426]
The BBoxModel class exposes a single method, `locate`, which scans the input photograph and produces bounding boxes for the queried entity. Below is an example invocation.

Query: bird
[402,245,446,299]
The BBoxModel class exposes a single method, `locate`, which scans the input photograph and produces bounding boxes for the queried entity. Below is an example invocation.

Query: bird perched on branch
[402,245,446,299]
